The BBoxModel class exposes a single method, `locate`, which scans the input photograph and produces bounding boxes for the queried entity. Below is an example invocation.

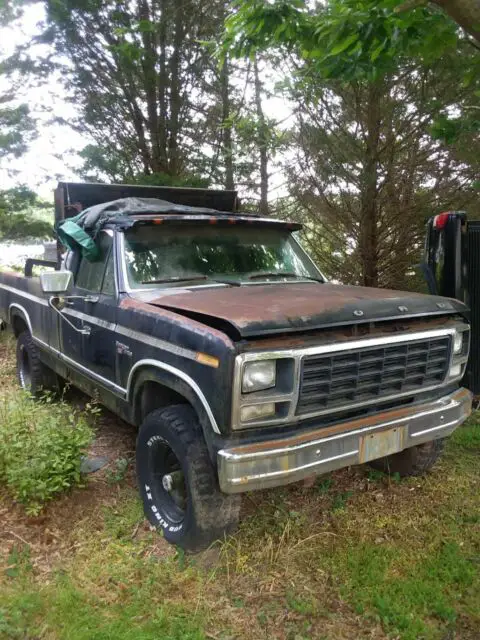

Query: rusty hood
[141,282,467,339]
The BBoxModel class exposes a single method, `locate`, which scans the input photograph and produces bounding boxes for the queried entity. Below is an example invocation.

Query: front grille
[296,336,451,416]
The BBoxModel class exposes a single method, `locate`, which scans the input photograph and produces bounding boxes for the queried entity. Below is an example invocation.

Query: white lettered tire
[136,405,240,553]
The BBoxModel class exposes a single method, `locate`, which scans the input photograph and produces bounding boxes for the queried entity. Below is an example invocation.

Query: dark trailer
[54,181,239,220]
[424,211,480,394]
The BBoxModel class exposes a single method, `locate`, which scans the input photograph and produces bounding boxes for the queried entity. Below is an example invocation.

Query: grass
[0,331,479,639]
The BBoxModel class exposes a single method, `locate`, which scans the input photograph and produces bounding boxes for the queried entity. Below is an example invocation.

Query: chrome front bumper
[217,388,472,494]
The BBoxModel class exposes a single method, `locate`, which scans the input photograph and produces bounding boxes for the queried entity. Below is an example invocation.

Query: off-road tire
[136,405,241,553]
[369,439,444,477]
[16,331,59,396]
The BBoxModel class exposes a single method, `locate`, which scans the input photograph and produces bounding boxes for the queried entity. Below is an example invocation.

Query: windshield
[123,225,323,289]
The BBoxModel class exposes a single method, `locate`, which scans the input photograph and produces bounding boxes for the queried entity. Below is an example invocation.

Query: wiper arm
[141,275,241,287]
[211,278,242,287]
[248,272,323,283]
[142,275,209,285]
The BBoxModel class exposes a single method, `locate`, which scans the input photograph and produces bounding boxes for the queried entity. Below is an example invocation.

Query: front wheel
[136,405,241,553]
[369,439,444,477]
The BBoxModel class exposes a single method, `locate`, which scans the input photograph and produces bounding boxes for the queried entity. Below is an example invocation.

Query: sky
[0,5,88,199]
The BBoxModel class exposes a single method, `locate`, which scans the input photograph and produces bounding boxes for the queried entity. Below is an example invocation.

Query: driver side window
[76,233,114,293]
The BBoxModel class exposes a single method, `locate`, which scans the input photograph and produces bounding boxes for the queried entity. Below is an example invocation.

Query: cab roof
[106,213,302,232]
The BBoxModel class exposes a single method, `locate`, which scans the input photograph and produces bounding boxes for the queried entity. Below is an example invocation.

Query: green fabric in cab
[56,216,100,261]
[56,196,225,261]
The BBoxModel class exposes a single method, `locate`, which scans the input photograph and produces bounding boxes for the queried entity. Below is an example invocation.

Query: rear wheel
[136,405,241,553]
[16,331,58,396]
[369,439,444,477]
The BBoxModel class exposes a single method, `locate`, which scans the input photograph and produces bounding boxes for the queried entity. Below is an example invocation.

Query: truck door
[60,231,118,392]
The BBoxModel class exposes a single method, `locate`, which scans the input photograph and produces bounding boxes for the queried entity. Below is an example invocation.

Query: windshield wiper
[141,275,241,287]
[248,272,323,283]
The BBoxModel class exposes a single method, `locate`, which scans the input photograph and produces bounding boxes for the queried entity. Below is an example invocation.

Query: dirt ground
[1,332,479,640]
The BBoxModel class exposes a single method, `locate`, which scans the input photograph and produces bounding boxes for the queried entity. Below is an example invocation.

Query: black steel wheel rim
[148,438,187,524]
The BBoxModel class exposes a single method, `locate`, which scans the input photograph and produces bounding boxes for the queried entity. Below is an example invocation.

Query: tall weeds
[0,391,94,514]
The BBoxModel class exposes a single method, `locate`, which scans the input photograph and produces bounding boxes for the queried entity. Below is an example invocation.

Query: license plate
[359,426,406,463]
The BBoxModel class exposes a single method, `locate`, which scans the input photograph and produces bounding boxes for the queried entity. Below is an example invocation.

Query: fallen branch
[0,530,30,546]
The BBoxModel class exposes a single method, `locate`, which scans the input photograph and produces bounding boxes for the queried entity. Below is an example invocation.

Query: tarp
[56,197,223,260]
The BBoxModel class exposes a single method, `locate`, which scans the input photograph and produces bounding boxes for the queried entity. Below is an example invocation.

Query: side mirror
[40,270,73,295]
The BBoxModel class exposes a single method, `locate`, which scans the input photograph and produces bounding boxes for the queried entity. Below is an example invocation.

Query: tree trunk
[168,0,184,176]
[157,0,169,171]
[359,82,382,288]
[432,0,480,43]
[253,56,269,216]
[220,56,235,190]
[139,0,162,173]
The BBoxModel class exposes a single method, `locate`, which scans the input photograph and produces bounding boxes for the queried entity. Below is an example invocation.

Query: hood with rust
[134,282,467,339]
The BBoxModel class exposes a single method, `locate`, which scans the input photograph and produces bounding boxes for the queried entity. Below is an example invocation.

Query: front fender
[127,360,220,437]
[9,303,33,336]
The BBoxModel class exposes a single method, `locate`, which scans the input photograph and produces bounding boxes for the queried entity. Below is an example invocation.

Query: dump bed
[54,182,239,225]
[53,182,239,266]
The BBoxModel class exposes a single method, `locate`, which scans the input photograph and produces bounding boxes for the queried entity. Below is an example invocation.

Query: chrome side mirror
[40,270,73,294]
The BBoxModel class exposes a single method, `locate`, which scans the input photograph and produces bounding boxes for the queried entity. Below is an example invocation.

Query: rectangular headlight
[449,362,463,379]
[242,360,276,393]
[240,402,276,422]
[453,330,463,355]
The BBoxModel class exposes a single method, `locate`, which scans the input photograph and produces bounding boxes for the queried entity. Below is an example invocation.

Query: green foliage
[105,457,129,485]
[129,172,210,189]
[4,543,32,579]
[102,488,144,540]
[331,490,353,511]
[0,12,39,167]
[270,23,479,286]
[0,97,36,160]
[0,391,94,514]
[223,2,480,174]
[448,422,480,452]
[0,186,53,241]
[224,0,461,80]
[2,577,207,640]
[79,142,211,187]
[333,541,476,638]
[78,144,142,184]
[39,0,243,187]
[315,475,333,493]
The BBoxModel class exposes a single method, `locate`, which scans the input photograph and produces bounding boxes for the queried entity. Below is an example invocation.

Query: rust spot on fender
[119,297,233,347]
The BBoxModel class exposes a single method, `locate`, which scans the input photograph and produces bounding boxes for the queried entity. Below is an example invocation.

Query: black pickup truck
[0,182,472,551]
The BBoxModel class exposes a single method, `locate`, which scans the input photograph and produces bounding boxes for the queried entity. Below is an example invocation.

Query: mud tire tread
[16,331,58,396]
[136,404,240,553]
[369,439,444,477]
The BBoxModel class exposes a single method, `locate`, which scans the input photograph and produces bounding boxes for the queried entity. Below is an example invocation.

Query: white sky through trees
[0,5,292,202]
[0,5,87,198]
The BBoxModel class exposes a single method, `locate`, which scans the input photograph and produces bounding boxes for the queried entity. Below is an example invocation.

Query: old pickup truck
[0,182,472,551]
